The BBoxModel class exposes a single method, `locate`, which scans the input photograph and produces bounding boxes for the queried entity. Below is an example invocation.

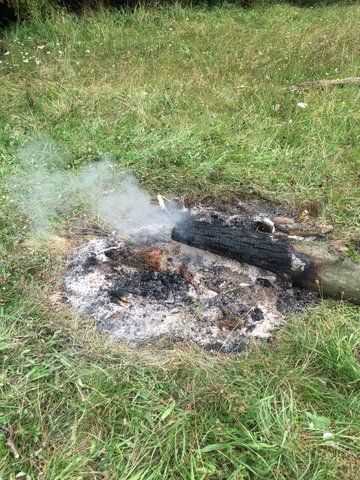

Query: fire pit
[63,205,316,353]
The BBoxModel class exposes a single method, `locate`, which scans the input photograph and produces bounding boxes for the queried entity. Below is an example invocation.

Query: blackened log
[172,217,360,304]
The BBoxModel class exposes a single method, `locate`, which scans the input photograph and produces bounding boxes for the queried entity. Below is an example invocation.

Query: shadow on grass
[0,2,17,28]
[287,0,358,5]
[57,0,360,9]
[0,0,358,30]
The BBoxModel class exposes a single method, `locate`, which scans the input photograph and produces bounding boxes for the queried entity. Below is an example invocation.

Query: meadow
[1,2,360,478]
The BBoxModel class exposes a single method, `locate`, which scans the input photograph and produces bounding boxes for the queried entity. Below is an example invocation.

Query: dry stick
[1,426,20,460]
[290,77,360,91]
[6,436,20,460]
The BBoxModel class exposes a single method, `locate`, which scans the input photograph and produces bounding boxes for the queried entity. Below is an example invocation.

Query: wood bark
[172,217,360,305]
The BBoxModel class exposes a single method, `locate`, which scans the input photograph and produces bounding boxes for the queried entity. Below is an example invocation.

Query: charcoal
[110,270,190,302]
[256,278,273,288]
[251,308,264,322]
[82,252,97,272]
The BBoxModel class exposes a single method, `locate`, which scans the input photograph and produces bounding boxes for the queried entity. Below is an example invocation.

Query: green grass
[2,3,360,478]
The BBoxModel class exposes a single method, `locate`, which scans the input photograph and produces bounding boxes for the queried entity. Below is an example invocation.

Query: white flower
[323,432,333,440]
[37,45,46,50]
[4,51,10,56]
[23,59,29,63]
[297,102,307,109]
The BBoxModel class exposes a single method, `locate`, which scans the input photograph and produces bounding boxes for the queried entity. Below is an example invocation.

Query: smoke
[8,138,183,238]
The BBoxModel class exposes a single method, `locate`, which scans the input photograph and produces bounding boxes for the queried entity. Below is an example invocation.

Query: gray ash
[63,202,317,353]
[63,234,316,353]
[276,285,318,314]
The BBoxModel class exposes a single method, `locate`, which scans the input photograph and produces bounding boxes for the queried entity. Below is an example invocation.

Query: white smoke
[8,138,183,238]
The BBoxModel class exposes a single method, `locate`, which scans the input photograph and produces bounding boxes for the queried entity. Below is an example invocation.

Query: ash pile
[63,203,317,353]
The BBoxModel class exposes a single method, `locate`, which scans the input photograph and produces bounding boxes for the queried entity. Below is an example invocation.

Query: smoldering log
[172,217,360,305]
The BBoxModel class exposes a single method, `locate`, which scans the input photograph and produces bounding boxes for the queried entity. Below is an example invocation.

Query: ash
[63,228,315,353]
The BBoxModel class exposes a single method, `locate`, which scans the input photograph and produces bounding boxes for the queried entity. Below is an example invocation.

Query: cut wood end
[253,215,275,234]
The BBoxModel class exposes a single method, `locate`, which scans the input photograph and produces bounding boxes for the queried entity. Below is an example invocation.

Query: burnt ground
[62,201,319,353]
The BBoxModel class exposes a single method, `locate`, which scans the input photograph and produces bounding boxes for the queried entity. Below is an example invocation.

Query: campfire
[63,202,317,353]
[13,154,357,352]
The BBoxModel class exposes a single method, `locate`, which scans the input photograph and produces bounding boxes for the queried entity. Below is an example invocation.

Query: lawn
[1,2,360,478]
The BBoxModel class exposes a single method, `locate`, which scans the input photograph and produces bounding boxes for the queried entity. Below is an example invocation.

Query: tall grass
[2,3,360,226]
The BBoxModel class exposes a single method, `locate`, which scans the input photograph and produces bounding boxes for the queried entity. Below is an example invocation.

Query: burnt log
[172,217,360,305]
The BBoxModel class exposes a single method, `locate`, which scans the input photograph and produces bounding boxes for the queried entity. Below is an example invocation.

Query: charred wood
[172,217,360,305]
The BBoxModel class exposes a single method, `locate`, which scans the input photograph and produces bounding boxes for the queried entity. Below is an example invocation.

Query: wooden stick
[1,426,20,459]
[290,77,360,91]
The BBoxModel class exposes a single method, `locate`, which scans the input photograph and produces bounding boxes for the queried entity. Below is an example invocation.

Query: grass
[1,2,360,478]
